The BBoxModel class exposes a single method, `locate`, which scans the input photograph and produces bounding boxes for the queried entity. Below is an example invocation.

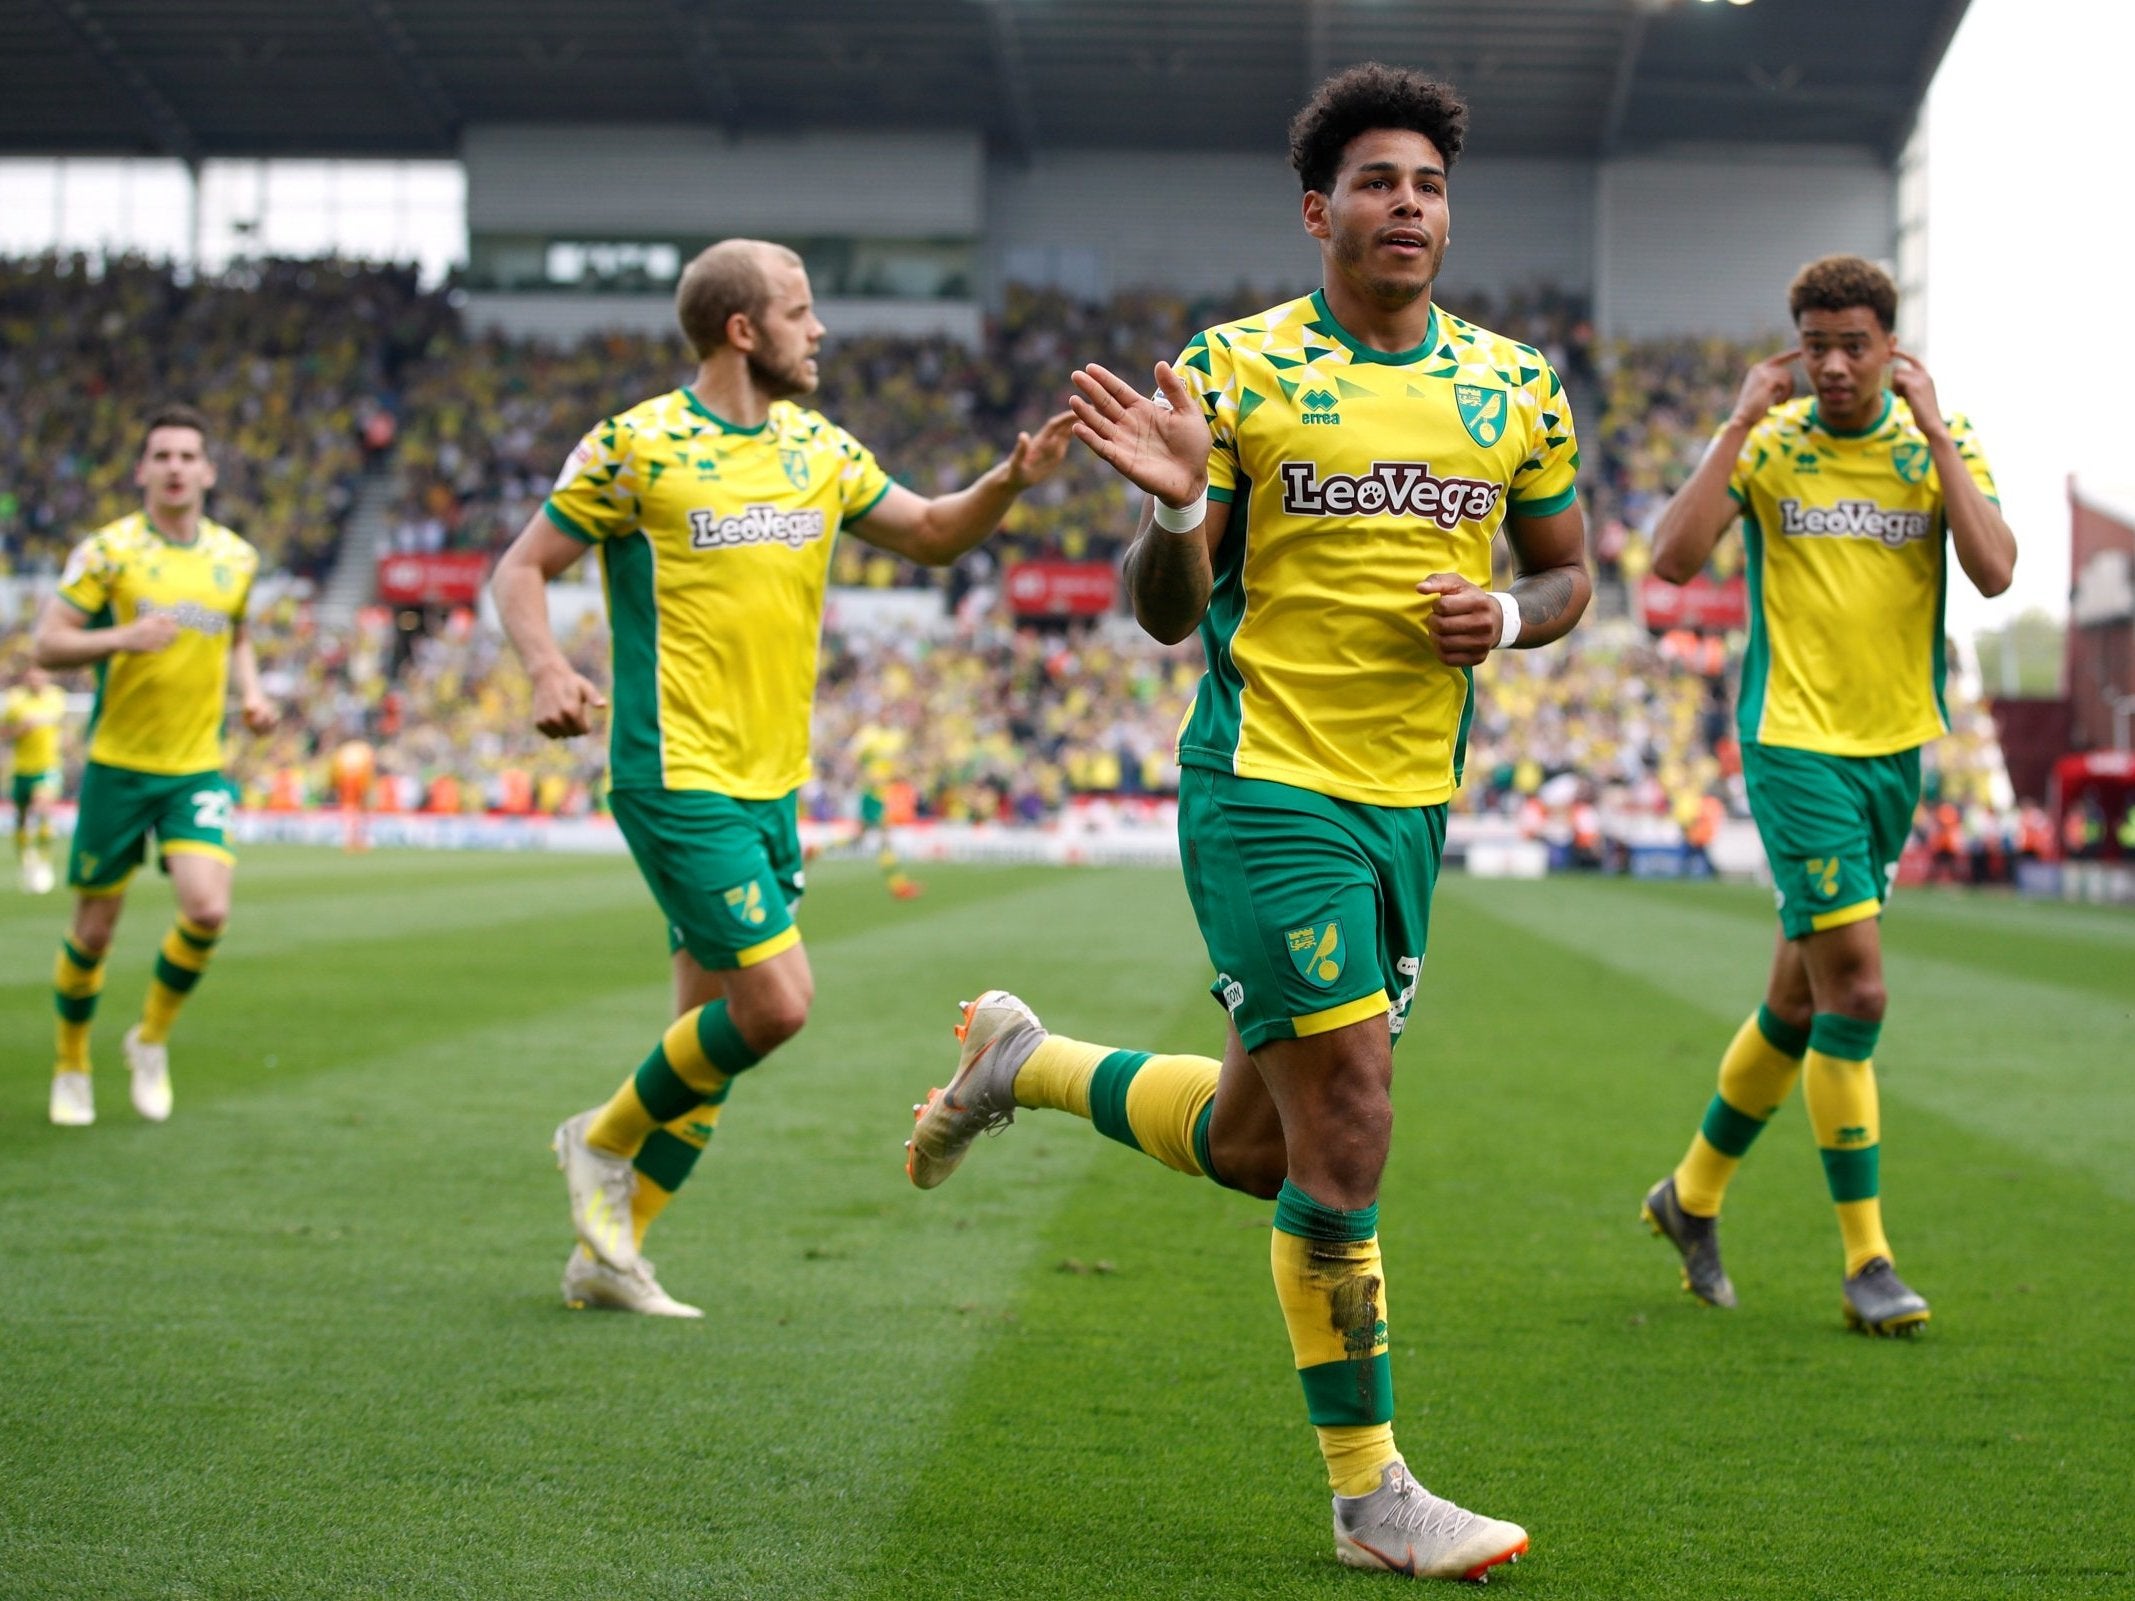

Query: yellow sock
[54,937,105,1074]
[1012,1035,1109,1118]
[139,915,219,1047]
[1271,1182,1399,1496]
[631,1104,721,1245]
[1014,1038,1222,1179]
[1803,1013,1890,1276]
[586,1001,759,1158]
[1320,1425,1399,1498]
[1673,1006,1807,1215]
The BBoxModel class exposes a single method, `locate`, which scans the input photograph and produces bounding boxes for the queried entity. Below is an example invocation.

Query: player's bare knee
[172,892,229,935]
[70,902,120,955]
[1830,977,1886,1024]
[736,991,810,1052]
[1209,1129,1287,1199]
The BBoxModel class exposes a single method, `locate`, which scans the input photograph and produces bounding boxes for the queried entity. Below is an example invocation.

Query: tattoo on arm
[1510,567,1579,634]
[1124,526,1212,643]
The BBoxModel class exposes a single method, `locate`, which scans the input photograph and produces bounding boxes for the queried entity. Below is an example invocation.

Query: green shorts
[12,768,61,810]
[67,761,238,895]
[1742,742,1921,940]
[1177,767,1443,1053]
[611,786,804,970]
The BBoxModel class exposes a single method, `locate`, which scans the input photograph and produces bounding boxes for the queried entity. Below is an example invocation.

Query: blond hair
[675,239,803,359]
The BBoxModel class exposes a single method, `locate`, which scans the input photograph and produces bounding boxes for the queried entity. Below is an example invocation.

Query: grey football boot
[905,990,1045,1189]
[1843,1257,1931,1336]
[1641,1174,1738,1309]
[1333,1461,1529,1582]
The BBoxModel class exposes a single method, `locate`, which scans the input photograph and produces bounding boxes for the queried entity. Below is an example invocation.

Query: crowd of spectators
[0,254,2032,873]
[1,253,1715,606]
[0,255,449,577]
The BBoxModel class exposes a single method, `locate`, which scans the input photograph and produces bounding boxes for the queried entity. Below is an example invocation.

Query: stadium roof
[3,0,1968,166]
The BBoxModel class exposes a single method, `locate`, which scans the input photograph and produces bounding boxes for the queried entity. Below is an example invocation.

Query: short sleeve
[1943,413,1999,503]
[1174,331,1239,501]
[234,545,259,622]
[56,533,115,616]
[1508,361,1579,517]
[544,419,641,544]
[832,424,895,523]
[1725,419,1772,507]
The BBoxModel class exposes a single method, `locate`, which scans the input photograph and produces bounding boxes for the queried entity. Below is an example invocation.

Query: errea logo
[1300,389,1341,426]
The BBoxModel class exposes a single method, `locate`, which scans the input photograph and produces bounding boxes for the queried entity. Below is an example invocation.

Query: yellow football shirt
[544,389,894,796]
[1176,291,1580,807]
[4,684,66,774]
[56,512,259,776]
[1728,394,1997,756]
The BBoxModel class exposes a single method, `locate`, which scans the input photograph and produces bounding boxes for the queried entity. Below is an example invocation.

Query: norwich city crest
[1455,384,1508,448]
[780,447,811,490]
[1892,441,1931,484]
[1286,920,1346,989]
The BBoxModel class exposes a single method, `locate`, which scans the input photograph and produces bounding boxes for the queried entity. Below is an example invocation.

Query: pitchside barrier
[31,799,1779,881]
[30,799,2132,899]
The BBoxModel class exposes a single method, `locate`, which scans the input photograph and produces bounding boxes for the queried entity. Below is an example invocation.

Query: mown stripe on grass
[1441,876,2135,1203]
[0,862,1215,1601]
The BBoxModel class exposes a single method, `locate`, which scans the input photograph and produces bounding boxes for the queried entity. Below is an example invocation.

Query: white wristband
[1489,591,1522,648]
[1152,491,1206,533]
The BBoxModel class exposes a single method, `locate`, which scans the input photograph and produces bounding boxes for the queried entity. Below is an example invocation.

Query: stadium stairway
[318,463,395,626]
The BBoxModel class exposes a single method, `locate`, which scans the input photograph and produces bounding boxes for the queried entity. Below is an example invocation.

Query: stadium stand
[0,256,2016,867]
[0,255,448,577]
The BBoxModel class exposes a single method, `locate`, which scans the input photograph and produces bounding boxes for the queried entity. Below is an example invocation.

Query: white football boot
[552,1110,639,1270]
[1333,1461,1529,1582]
[48,1071,94,1127]
[123,1025,173,1122]
[560,1247,703,1318]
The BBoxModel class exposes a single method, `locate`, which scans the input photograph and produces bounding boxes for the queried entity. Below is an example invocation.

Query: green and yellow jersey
[56,513,259,776]
[1176,291,1579,808]
[544,389,893,797]
[4,683,66,774]
[1728,394,1997,757]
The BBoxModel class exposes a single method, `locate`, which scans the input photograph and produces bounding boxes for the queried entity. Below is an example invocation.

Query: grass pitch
[2,850,2130,1599]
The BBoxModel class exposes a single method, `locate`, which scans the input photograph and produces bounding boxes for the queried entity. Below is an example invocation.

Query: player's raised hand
[1888,347,1944,431]
[532,663,606,739]
[1069,361,1211,511]
[122,612,180,654]
[1417,573,1505,667]
[1727,348,1803,429]
[1004,410,1075,491]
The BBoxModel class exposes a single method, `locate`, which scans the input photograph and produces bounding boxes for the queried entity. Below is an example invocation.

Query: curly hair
[1289,63,1468,194]
[1787,255,1898,332]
